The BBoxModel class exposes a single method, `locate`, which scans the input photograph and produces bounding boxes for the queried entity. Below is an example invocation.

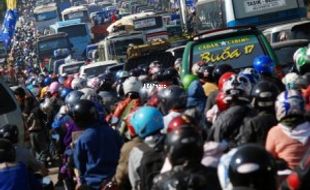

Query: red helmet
[64,76,74,89]
[167,115,191,133]
[216,91,229,112]
[218,72,236,91]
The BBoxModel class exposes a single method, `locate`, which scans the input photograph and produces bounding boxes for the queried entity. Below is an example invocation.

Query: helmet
[48,81,60,94]
[60,88,72,100]
[293,47,310,74]
[216,91,229,112]
[87,77,101,90]
[163,67,179,81]
[191,61,204,76]
[239,68,260,86]
[218,72,236,91]
[212,64,233,83]
[65,90,84,110]
[29,86,40,97]
[251,81,280,109]
[130,106,164,138]
[115,70,129,80]
[222,75,251,102]
[282,72,299,90]
[71,100,99,128]
[44,77,52,86]
[71,78,86,90]
[40,98,53,114]
[275,90,305,121]
[167,115,192,133]
[0,124,19,144]
[158,85,187,113]
[123,77,143,95]
[165,126,203,166]
[64,76,74,89]
[98,91,118,112]
[228,144,277,190]
[198,64,215,81]
[182,74,198,90]
[151,68,166,82]
[253,55,275,75]
[139,85,156,104]
[79,88,99,103]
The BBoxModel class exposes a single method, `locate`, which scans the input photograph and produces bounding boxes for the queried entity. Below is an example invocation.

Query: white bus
[196,0,307,32]
[34,3,59,33]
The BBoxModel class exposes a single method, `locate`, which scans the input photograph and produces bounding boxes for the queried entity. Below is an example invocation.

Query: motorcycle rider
[152,126,221,190]
[71,100,123,190]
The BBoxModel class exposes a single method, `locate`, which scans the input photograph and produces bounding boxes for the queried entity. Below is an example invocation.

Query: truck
[97,31,145,62]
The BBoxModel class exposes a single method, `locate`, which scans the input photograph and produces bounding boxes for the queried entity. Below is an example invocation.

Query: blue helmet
[65,90,84,110]
[60,88,72,100]
[253,55,275,75]
[130,106,164,138]
[44,77,52,86]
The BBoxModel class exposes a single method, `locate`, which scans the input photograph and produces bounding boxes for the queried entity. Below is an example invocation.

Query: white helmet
[282,72,299,90]
[87,77,101,90]
[71,78,86,90]
[275,90,305,121]
[79,88,99,103]
[123,76,143,95]
[222,74,251,102]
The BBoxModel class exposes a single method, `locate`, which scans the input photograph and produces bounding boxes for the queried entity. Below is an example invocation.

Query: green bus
[181,26,280,78]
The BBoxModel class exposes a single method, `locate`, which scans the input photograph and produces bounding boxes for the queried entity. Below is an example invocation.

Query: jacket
[237,110,278,146]
[152,164,221,190]
[187,80,206,114]
[114,137,143,190]
[266,122,310,169]
[73,123,123,189]
[210,105,255,148]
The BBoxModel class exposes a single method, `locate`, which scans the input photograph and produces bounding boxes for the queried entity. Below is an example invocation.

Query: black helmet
[71,100,99,129]
[212,64,233,83]
[158,85,187,114]
[165,126,203,166]
[198,64,215,81]
[163,67,179,80]
[152,68,166,82]
[228,144,277,190]
[0,125,19,144]
[251,80,280,109]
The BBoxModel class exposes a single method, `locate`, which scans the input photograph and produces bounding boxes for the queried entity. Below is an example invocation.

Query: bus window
[35,10,58,22]
[64,11,89,23]
[196,0,225,31]
[38,38,70,55]
[191,35,265,69]
[58,24,87,38]
[109,38,144,57]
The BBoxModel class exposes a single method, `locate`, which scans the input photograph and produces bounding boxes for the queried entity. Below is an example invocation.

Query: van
[0,79,24,144]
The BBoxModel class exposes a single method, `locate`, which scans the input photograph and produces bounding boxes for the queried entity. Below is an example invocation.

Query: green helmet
[182,74,198,90]
[293,47,310,74]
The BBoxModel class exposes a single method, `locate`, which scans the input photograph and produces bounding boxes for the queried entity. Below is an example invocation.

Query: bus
[181,26,281,78]
[49,19,92,59]
[195,0,307,32]
[61,5,92,31]
[36,32,72,71]
[133,15,169,41]
[34,3,59,33]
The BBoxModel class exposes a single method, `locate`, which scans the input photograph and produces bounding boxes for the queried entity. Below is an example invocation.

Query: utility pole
[179,0,188,32]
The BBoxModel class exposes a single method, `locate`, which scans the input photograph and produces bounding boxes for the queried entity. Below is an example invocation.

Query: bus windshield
[191,35,265,68]
[58,24,87,38]
[64,11,89,23]
[62,63,84,74]
[196,0,225,31]
[84,65,112,76]
[133,16,163,31]
[233,0,299,19]
[35,10,58,21]
[38,38,70,55]
[108,38,144,57]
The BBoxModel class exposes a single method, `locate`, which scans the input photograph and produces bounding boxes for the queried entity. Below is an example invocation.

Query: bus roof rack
[194,25,259,41]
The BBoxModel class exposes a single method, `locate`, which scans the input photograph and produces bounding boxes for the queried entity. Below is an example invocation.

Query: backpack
[137,141,165,190]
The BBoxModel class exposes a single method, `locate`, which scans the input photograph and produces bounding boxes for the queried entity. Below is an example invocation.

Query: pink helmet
[48,81,60,94]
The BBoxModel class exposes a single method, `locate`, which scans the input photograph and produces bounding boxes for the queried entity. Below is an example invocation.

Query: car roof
[271,39,310,49]
[263,20,310,34]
